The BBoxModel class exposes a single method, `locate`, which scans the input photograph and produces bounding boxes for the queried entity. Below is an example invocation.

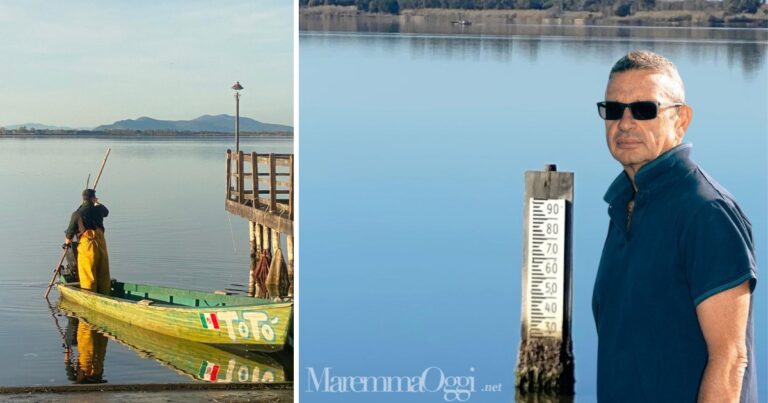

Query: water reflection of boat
[58,281,292,350]
[60,298,287,383]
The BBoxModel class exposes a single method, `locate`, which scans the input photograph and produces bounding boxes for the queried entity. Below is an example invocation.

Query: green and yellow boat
[59,298,288,383]
[58,281,293,351]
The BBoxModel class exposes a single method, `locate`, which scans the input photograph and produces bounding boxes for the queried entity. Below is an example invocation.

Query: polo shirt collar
[604,143,695,205]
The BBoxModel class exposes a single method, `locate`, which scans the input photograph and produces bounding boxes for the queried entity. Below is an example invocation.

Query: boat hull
[58,282,292,351]
[59,298,288,383]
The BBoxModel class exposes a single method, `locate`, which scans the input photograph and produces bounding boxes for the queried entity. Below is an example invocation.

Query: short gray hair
[610,50,686,102]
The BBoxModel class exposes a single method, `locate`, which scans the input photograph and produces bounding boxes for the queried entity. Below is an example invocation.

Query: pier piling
[286,235,294,297]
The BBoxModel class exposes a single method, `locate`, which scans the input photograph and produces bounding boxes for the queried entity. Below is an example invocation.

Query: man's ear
[676,104,692,140]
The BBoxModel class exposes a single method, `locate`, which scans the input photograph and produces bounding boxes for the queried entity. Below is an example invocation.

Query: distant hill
[94,115,292,133]
[3,123,74,130]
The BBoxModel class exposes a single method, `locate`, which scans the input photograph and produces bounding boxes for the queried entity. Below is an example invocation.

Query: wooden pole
[288,155,294,220]
[256,224,264,254]
[286,235,294,298]
[271,228,280,256]
[225,150,232,201]
[238,151,245,204]
[248,221,257,297]
[92,148,111,189]
[253,223,264,297]
[44,250,68,299]
[515,164,574,396]
[235,92,240,154]
[269,153,277,212]
[265,229,282,298]
[262,225,271,256]
[251,152,259,209]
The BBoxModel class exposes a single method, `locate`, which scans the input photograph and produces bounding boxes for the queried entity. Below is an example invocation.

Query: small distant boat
[451,20,472,26]
[58,281,293,351]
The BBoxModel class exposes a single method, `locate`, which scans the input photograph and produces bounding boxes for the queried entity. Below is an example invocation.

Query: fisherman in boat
[63,189,111,295]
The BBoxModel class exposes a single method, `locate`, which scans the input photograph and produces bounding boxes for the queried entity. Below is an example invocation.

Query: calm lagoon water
[0,137,292,386]
[299,27,767,402]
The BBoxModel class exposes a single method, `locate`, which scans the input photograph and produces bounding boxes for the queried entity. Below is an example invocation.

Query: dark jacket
[65,202,109,240]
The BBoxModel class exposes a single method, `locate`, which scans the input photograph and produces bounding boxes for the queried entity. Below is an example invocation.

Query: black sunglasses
[597,101,684,120]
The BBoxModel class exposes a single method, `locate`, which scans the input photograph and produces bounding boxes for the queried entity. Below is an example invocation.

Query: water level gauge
[527,198,565,338]
[515,165,574,395]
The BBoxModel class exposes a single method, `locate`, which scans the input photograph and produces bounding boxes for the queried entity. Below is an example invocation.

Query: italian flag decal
[198,360,220,381]
[199,313,219,330]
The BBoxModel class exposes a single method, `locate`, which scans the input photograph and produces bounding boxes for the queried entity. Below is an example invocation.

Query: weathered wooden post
[286,235,294,298]
[251,151,259,209]
[225,149,232,201]
[262,225,271,256]
[237,150,245,204]
[515,164,575,395]
[266,229,282,298]
[248,221,262,297]
[269,153,277,212]
[288,154,294,220]
[255,223,264,296]
[287,154,295,298]
[271,229,280,258]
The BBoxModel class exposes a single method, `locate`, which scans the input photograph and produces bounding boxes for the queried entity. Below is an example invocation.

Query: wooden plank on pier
[241,191,291,200]
[246,190,290,195]
[256,178,292,188]
[225,200,293,235]
[257,172,290,177]
[256,155,292,167]
[241,196,291,213]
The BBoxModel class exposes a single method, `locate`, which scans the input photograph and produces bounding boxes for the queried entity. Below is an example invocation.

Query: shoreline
[300,6,768,28]
[0,132,293,140]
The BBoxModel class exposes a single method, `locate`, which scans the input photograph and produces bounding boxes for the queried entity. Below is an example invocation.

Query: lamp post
[232,81,244,153]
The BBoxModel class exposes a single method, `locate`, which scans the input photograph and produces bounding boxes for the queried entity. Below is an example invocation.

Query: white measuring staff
[526,198,565,338]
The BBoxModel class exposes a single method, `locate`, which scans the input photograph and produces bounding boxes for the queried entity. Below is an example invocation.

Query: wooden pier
[225,150,294,299]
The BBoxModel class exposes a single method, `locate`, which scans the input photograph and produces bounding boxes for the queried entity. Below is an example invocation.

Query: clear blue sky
[0,0,293,128]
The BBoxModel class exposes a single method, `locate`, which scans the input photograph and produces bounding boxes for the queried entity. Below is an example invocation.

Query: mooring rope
[226,213,237,254]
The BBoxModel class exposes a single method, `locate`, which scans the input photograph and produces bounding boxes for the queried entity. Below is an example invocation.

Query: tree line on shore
[0,127,292,137]
[301,0,764,17]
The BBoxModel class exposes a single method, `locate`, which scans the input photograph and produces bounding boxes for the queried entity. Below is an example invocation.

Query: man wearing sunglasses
[592,50,757,402]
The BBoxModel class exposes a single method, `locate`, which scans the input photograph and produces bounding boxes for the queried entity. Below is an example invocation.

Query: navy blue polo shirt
[593,143,758,402]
